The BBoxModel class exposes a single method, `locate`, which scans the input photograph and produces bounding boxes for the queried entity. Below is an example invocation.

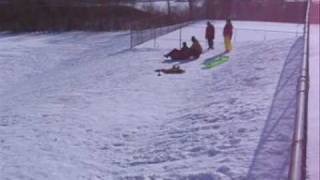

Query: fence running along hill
[130,18,191,48]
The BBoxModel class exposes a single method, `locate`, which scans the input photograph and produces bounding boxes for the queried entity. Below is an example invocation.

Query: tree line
[0,0,209,32]
[2,0,304,32]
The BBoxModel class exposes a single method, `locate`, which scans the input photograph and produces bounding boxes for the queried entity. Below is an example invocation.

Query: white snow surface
[0,21,303,180]
[307,24,320,180]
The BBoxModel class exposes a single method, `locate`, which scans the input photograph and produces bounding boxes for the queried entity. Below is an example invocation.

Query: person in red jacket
[223,18,233,52]
[205,21,215,50]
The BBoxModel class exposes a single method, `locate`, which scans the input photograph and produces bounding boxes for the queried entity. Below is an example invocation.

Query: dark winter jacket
[181,45,190,52]
[205,24,215,40]
[223,23,233,38]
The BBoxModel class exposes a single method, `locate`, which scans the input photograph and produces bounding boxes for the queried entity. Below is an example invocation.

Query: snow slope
[0,21,303,180]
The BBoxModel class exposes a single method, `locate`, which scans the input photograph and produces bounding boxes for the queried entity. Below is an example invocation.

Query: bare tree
[144,0,155,13]
[187,0,195,19]
[101,0,136,6]
[166,0,171,16]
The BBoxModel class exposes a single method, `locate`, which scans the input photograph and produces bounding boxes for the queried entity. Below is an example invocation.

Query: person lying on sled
[164,42,191,60]
[155,65,185,74]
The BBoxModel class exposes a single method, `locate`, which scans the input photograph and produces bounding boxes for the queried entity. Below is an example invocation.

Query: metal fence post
[153,26,156,48]
[288,0,310,179]
[130,25,133,49]
[179,27,182,48]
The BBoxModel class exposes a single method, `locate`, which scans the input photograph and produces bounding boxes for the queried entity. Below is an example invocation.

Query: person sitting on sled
[164,42,191,60]
[190,36,203,59]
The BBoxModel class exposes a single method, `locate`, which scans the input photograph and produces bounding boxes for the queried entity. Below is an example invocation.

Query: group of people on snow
[164,36,203,60]
[164,18,233,60]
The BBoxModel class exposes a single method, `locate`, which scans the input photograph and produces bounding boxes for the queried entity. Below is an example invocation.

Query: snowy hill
[0,21,304,180]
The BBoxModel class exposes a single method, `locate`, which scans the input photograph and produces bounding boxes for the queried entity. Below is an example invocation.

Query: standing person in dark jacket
[205,21,215,49]
[223,18,233,53]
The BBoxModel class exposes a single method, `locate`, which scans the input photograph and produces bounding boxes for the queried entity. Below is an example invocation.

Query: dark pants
[207,39,214,49]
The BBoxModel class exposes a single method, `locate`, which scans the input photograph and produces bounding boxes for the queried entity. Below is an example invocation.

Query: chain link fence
[129,0,308,49]
[132,22,304,51]
[129,16,192,48]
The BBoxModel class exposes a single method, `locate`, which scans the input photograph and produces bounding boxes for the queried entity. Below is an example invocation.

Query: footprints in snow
[0,115,23,127]
[243,77,262,87]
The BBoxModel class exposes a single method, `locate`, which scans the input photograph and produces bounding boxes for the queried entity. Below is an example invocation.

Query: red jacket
[223,23,233,38]
[205,24,215,40]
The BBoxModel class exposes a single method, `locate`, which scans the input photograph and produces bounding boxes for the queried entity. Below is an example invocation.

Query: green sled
[203,56,229,69]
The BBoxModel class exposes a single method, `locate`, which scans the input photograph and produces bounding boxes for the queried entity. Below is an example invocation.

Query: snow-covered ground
[0,21,304,179]
[307,24,320,180]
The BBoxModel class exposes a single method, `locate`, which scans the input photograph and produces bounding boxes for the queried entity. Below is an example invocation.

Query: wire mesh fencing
[129,16,192,48]
[133,21,304,51]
